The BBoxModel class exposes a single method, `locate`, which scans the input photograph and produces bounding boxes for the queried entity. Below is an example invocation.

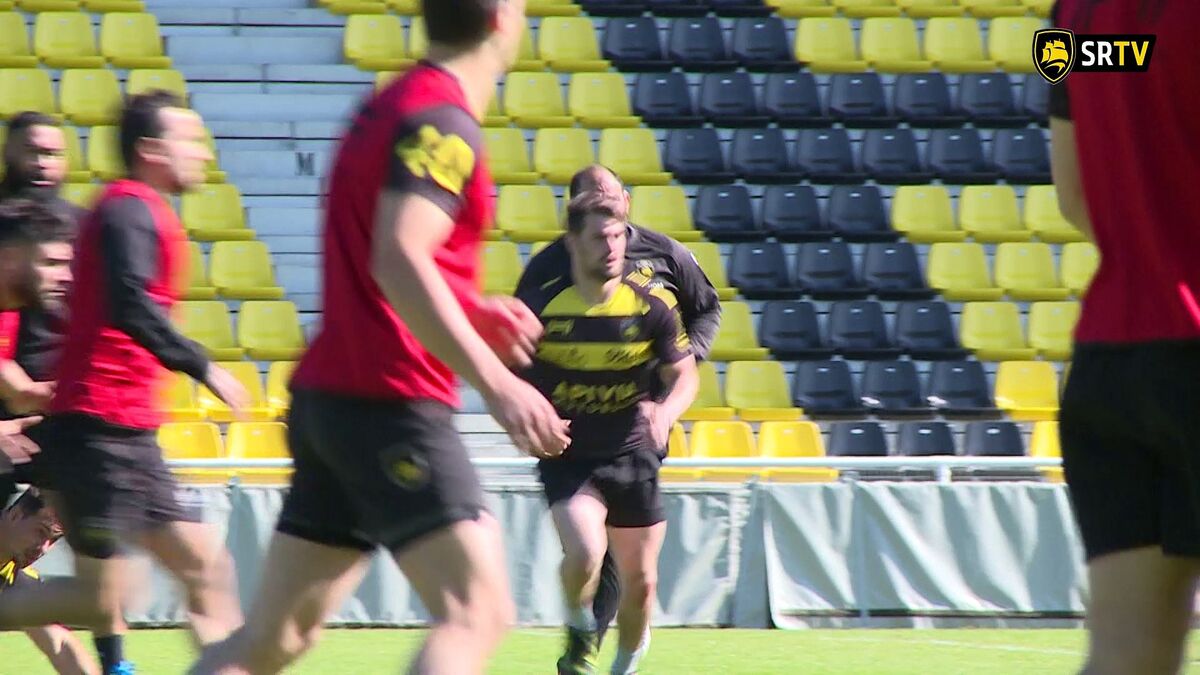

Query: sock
[610,630,650,675]
[568,604,596,632]
[94,634,125,672]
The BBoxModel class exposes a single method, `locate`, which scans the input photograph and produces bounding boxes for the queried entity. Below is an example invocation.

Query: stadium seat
[861,360,932,417]
[993,128,1052,184]
[690,420,757,483]
[829,299,900,360]
[759,300,832,359]
[962,0,1026,16]
[793,360,865,417]
[84,0,145,10]
[762,72,831,128]
[731,128,801,184]
[200,128,226,184]
[184,241,217,301]
[794,18,867,72]
[682,360,736,422]
[924,17,994,72]
[504,72,573,128]
[994,360,1058,420]
[898,0,964,18]
[860,18,932,73]
[766,0,837,18]
[34,12,104,68]
[568,73,640,128]
[197,361,273,422]
[963,421,1024,456]
[712,0,775,17]
[647,0,710,17]
[927,128,999,183]
[18,0,80,8]
[988,16,1042,72]
[209,241,285,301]
[895,301,969,360]
[126,68,188,100]
[598,128,672,185]
[660,425,700,481]
[927,360,999,417]
[580,0,648,17]
[344,14,412,71]
[700,72,769,127]
[795,128,866,183]
[795,241,869,299]
[181,185,255,241]
[683,241,737,301]
[1028,301,1078,362]
[827,185,895,243]
[828,73,897,128]
[895,422,956,479]
[759,421,838,483]
[926,242,1003,301]
[159,422,229,483]
[692,185,760,243]
[0,69,55,118]
[161,374,205,423]
[100,12,171,68]
[532,127,594,184]
[481,241,522,295]
[602,16,669,71]
[827,421,888,459]
[59,69,120,127]
[861,242,935,300]
[482,94,510,127]
[890,185,965,243]
[382,0,418,14]
[238,301,305,361]
[836,0,902,16]
[318,0,386,14]
[539,17,610,72]
[60,125,89,182]
[527,0,583,15]
[663,128,733,185]
[959,185,1029,242]
[731,16,794,71]
[1025,185,1086,243]
[861,128,933,184]
[407,16,428,59]
[85,126,123,181]
[632,72,701,128]
[226,422,292,484]
[762,185,831,242]
[0,12,37,67]
[994,242,1069,301]
[495,185,559,242]
[1022,73,1050,124]
[511,23,544,72]
[669,16,736,72]
[728,242,796,300]
[893,73,965,127]
[483,128,538,185]
[958,73,1030,127]
[1030,420,1063,481]
[175,301,244,361]
[725,360,801,421]
[710,301,769,361]
[61,182,102,209]
[629,185,702,241]
[960,301,1036,361]
[1060,242,1099,296]
[1022,0,1052,16]
[266,361,296,418]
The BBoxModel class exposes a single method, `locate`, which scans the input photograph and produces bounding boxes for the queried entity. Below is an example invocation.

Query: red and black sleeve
[385,104,483,218]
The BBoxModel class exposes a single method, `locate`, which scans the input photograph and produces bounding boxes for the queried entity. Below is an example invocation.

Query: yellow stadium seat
[962,0,1026,17]
[533,127,594,185]
[344,14,413,71]
[988,17,1043,73]
[725,360,801,422]
[85,125,124,181]
[835,0,901,18]
[513,23,544,71]
[684,242,737,301]
[83,0,145,11]
[0,12,37,67]
[18,0,79,13]
[0,68,56,118]
[1028,301,1078,362]
[691,420,758,482]
[100,12,171,68]
[628,186,703,242]
[568,73,640,128]
[667,423,688,458]
[1021,0,1052,17]
[710,301,769,362]
[994,360,1058,420]
[483,128,538,185]
[181,184,256,241]
[226,422,293,484]
[891,185,965,243]
[538,17,609,72]
[504,72,574,128]
[766,0,837,18]
[496,185,560,243]
[760,421,839,483]
[197,361,273,423]
[209,241,285,300]
[159,422,230,484]
[483,95,510,127]
[527,0,582,16]
[924,17,995,72]
[1060,242,1099,296]
[1025,185,1086,244]
[860,18,932,72]
[1029,420,1062,481]
[407,16,427,59]
[660,423,701,481]
[175,301,245,361]
[161,373,205,422]
[34,12,102,68]
[126,68,189,100]
[239,301,306,361]
[960,301,1036,361]
[201,127,226,183]
[959,185,1029,242]
[897,0,964,17]
[994,242,1069,301]
[318,0,386,14]
[61,182,102,209]
[926,242,1003,301]
[384,0,417,13]
[61,125,90,183]
[266,361,296,418]
[682,360,736,422]
[794,18,868,73]
[374,69,402,91]
[59,69,122,126]
[598,128,671,186]
[184,241,218,301]
[482,241,522,295]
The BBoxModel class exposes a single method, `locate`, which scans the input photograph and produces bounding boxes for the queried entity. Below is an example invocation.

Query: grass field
[0,627,1124,674]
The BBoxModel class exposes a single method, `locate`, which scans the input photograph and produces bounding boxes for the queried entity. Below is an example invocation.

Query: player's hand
[639,401,672,452]
[8,381,54,416]
[204,364,251,417]
[471,296,543,369]
[0,415,43,473]
[484,376,570,459]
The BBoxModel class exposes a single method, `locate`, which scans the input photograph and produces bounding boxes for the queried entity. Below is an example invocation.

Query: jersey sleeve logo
[395,124,475,195]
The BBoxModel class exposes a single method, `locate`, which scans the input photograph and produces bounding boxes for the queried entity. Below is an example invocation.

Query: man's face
[33,241,72,311]
[568,213,627,283]
[1,505,60,570]
[0,242,40,311]
[4,125,66,190]
[142,108,212,194]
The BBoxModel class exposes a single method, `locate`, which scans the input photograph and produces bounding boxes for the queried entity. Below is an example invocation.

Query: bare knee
[561,543,606,580]
[620,567,657,605]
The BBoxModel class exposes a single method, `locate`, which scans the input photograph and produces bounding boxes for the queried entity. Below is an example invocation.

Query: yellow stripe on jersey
[541,284,649,318]
[537,341,653,371]
[649,286,679,310]
[0,560,14,587]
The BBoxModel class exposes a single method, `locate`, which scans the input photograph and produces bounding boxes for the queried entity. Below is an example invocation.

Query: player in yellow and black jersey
[516,192,699,675]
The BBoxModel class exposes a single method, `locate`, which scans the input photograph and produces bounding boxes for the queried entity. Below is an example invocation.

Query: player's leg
[0,552,130,635]
[137,520,241,647]
[606,521,665,674]
[552,484,610,629]
[591,551,621,645]
[24,624,101,675]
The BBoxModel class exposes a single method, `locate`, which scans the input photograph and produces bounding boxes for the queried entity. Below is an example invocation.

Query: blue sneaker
[108,661,136,675]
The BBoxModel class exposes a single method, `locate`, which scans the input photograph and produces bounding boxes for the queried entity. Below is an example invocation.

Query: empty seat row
[164,361,294,424]
[0,11,167,69]
[159,420,292,484]
[0,67,187,123]
[485,126,673,186]
[893,184,1083,244]
[185,241,284,302]
[928,241,1097,301]
[0,1,143,11]
[174,300,306,363]
[322,0,581,17]
[581,0,772,18]
[58,181,246,239]
[767,0,1052,19]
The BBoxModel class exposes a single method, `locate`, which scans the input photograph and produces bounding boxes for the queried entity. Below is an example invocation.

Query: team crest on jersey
[382,447,430,490]
[395,124,474,195]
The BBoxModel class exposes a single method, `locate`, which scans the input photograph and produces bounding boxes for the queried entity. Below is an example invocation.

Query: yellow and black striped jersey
[517,277,691,459]
[0,559,39,592]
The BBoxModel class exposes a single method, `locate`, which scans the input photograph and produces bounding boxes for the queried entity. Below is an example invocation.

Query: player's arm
[1048,83,1093,241]
[23,624,100,675]
[666,241,722,361]
[0,360,52,415]
[641,301,698,449]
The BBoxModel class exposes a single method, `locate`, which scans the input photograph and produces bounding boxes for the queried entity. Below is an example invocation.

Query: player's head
[0,488,63,570]
[1,112,66,194]
[568,165,631,215]
[120,90,212,195]
[423,0,526,71]
[565,191,628,284]
[0,198,70,311]
[30,207,74,312]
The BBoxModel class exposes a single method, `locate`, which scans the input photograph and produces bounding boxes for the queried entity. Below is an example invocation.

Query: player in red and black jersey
[191,2,568,674]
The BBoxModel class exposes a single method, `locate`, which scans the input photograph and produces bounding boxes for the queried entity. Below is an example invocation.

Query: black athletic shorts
[36,413,203,559]
[538,444,666,529]
[278,389,488,553]
[1061,341,1200,561]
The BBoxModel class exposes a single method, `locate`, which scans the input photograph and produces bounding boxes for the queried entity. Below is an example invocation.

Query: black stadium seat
[860,360,932,418]
[927,128,1000,184]
[693,184,761,240]
[828,73,897,128]
[578,0,647,16]
[828,421,888,456]
[861,128,934,185]
[794,361,866,417]
[632,72,701,127]
[728,241,798,299]
[827,185,899,243]
[893,73,965,128]
[648,0,710,16]
[731,17,795,70]
[896,421,957,457]
[829,300,901,360]
[1022,73,1050,126]
[895,301,969,360]
[700,72,769,127]
[759,300,833,360]
[711,0,773,16]
[927,360,999,418]
[958,73,1031,128]
[993,128,1052,184]
[763,72,830,127]
[861,242,936,300]
[761,185,832,242]
[668,16,737,70]
[796,128,866,184]
[794,241,869,300]
[603,17,670,71]
[663,128,735,184]
[731,128,802,183]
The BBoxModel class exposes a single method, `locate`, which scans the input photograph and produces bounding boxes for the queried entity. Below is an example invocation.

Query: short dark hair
[119,90,186,172]
[567,165,622,199]
[0,199,74,247]
[565,192,626,236]
[7,487,63,540]
[423,0,500,49]
[5,112,60,140]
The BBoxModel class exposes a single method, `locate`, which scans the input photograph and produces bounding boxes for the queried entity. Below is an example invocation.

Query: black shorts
[538,447,666,529]
[278,389,487,553]
[1061,341,1200,561]
[11,419,51,490]
[37,414,202,559]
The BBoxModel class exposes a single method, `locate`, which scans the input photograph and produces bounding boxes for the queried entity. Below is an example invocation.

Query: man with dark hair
[190,2,566,674]
[0,91,248,659]
[518,191,698,675]
[517,164,721,649]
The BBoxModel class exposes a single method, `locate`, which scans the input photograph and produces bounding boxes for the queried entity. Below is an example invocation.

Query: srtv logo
[1033,29,1155,84]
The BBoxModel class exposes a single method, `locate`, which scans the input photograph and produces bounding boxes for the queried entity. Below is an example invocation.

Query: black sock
[94,634,124,672]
